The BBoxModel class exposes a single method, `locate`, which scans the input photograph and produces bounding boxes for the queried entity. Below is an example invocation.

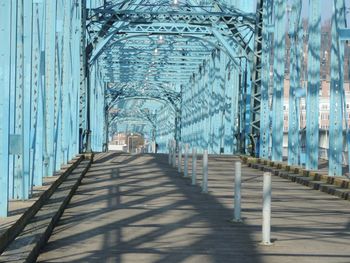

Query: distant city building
[283,80,350,132]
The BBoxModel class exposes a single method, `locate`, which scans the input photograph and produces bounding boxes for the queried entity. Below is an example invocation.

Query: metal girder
[329,0,346,176]
[259,0,272,159]
[107,83,180,109]
[248,0,263,140]
[88,9,255,27]
[0,0,11,216]
[271,0,286,162]
[305,0,321,170]
[288,0,302,166]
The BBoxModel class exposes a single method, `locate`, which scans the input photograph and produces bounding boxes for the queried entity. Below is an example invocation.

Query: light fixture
[158,35,165,44]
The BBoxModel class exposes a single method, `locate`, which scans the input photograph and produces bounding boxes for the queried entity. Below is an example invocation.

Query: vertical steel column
[288,0,302,166]
[202,63,209,150]
[224,62,233,154]
[329,0,346,176]
[260,0,273,159]
[14,0,33,200]
[61,0,72,164]
[80,0,88,143]
[31,1,45,187]
[44,0,57,176]
[23,0,33,197]
[54,0,64,171]
[231,67,240,153]
[305,0,321,170]
[271,0,286,161]
[72,2,82,157]
[0,0,12,216]
[219,54,227,154]
[209,53,215,153]
[14,0,24,199]
[9,0,18,199]
[211,50,222,154]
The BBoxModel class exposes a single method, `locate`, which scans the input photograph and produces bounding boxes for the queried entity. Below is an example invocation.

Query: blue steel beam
[329,0,346,176]
[31,0,45,187]
[271,0,286,162]
[0,0,83,217]
[23,0,33,197]
[44,0,57,177]
[259,0,273,158]
[0,0,11,216]
[305,0,321,170]
[288,0,302,166]
[14,0,31,200]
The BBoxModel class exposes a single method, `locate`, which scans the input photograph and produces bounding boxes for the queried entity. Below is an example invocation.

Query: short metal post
[262,172,272,245]
[202,150,208,193]
[192,147,197,185]
[233,161,242,222]
[172,140,176,168]
[184,144,189,177]
[178,142,182,173]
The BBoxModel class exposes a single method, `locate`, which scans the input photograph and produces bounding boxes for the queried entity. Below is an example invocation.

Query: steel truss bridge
[0,0,349,216]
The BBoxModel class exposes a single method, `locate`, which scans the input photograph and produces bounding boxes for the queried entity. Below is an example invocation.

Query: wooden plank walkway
[37,152,350,263]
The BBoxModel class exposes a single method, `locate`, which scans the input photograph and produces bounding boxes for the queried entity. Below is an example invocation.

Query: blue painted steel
[244,60,252,154]
[0,0,83,216]
[44,0,57,177]
[0,0,12,216]
[22,0,33,198]
[13,0,27,200]
[271,0,286,162]
[288,0,302,166]
[31,1,45,187]
[259,0,272,159]
[1,0,350,215]
[9,0,18,199]
[329,0,346,176]
[305,0,321,170]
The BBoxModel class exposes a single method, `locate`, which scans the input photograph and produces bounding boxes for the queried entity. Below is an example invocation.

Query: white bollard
[192,148,197,185]
[233,161,242,222]
[202,150,208,193]
[184,144,189,177]
[178,142,182,173]
[172,140,176,168]
[262,172,272,245]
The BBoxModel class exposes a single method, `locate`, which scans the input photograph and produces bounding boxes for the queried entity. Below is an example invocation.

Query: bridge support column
[305,0,321,170]
[329,0,346,176]
[271,0,286,162]
[0,0,11,216]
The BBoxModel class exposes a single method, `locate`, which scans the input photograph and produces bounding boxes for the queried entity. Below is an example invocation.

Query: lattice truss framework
[85,0,259,153]
[0,0,350,218]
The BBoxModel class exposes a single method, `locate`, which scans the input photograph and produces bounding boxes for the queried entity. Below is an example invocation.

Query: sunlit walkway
[37,152,350,263]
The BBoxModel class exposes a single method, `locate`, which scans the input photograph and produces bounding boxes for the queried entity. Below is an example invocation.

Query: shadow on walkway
[37,153,262,263]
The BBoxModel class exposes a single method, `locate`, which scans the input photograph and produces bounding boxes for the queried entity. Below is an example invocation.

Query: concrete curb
[241,156,350,201]
[0,155,83,255]
[0,154,93,262]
